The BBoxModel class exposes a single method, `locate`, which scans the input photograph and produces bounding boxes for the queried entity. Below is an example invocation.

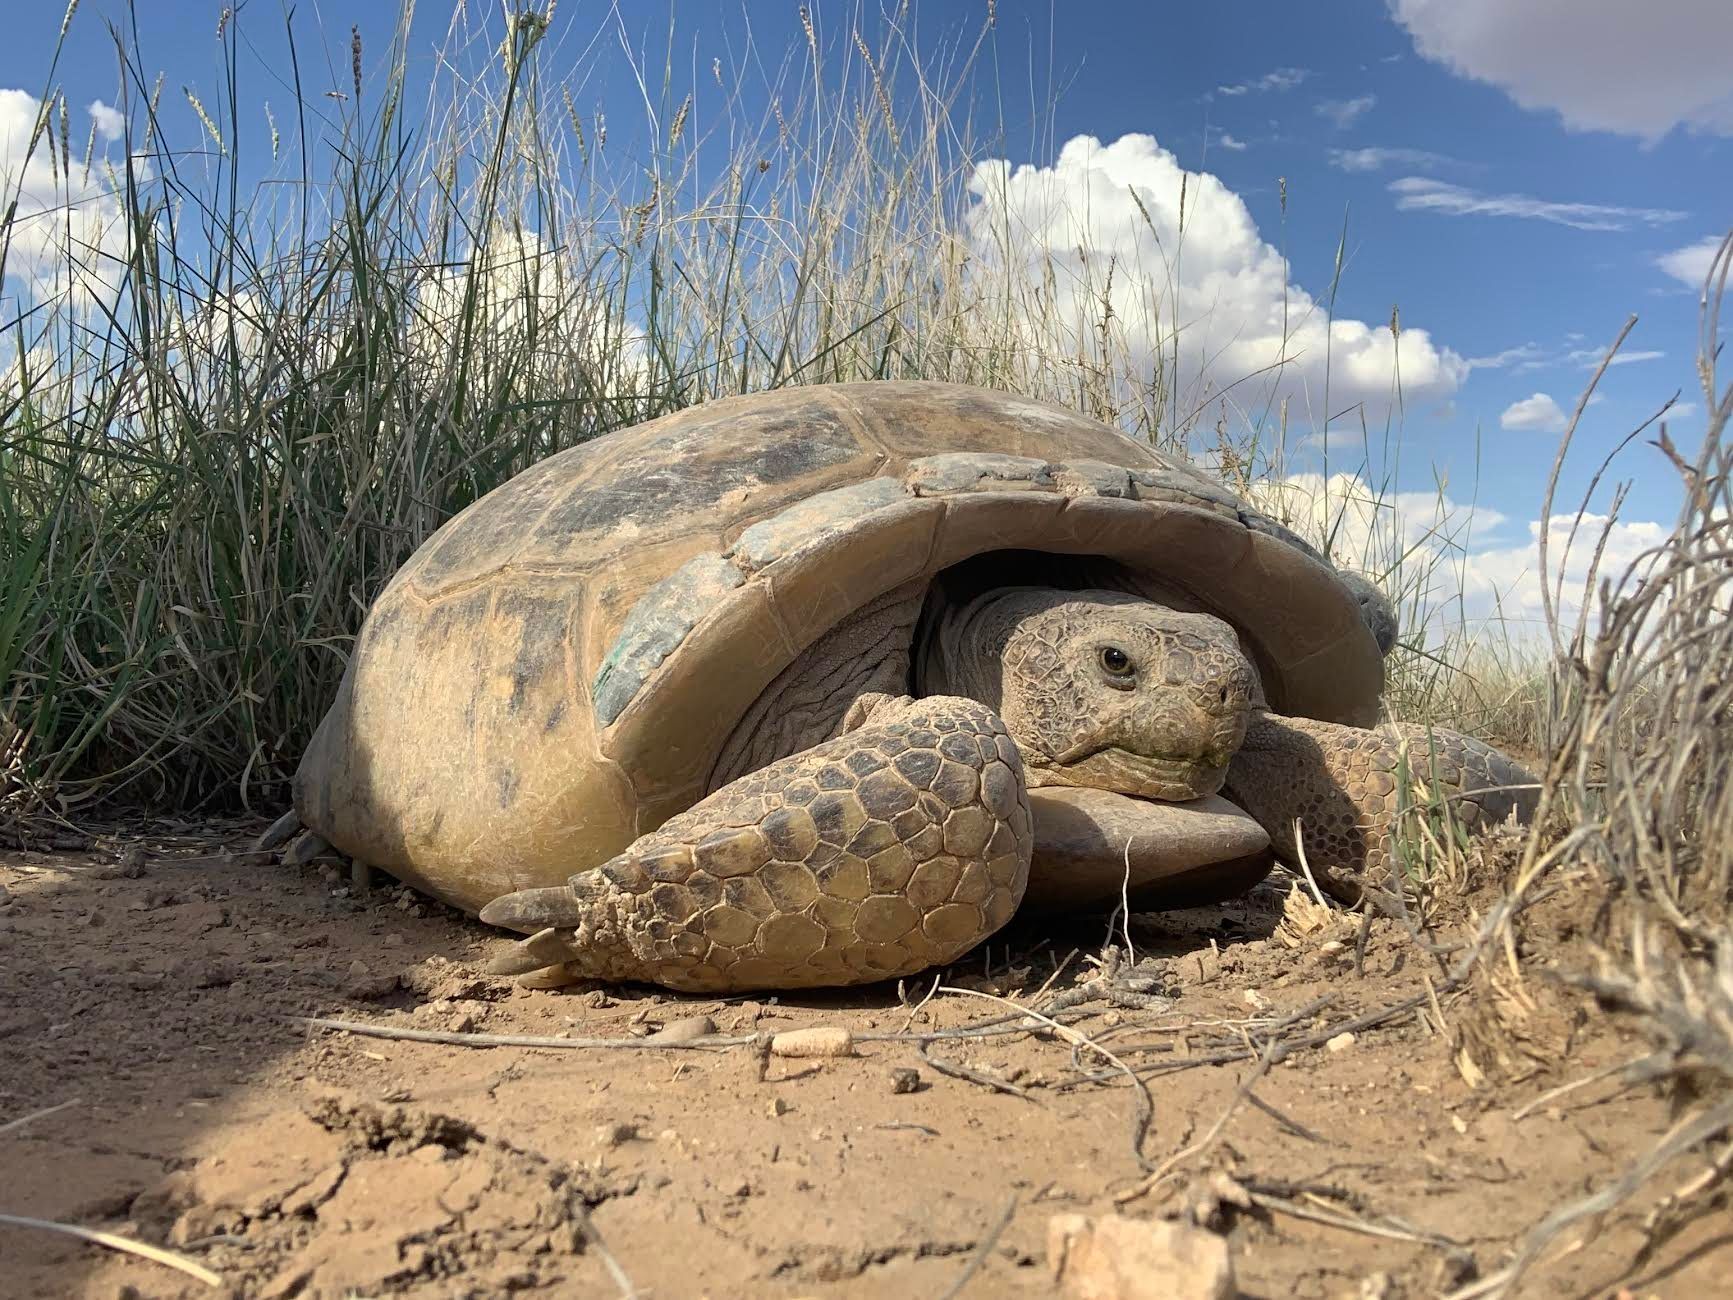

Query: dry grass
[0,1,1521,821]
[1426,235,1733,1298]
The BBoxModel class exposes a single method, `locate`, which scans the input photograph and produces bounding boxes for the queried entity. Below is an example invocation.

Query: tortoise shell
[294,381,1382,913]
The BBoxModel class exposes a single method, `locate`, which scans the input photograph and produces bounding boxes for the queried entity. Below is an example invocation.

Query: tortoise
[280,381,1536,992]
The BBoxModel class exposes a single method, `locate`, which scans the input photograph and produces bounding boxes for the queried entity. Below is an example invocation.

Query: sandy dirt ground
[1,819,1727,1299]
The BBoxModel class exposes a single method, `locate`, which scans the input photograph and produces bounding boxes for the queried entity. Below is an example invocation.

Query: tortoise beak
[1027,744,1232,802]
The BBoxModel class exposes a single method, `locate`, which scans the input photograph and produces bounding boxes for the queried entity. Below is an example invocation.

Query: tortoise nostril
[1219,685,1229,705]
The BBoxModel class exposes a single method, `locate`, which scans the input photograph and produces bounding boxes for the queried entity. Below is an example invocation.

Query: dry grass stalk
[1457,230,1733,1296]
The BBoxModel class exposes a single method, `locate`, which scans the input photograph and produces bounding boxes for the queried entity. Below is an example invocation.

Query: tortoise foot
[480,695,1034,992]
[1225,712,1541,899]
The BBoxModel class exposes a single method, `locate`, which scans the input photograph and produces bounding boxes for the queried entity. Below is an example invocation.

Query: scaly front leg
[1224,712,1540,900]
[481,695,1033,992]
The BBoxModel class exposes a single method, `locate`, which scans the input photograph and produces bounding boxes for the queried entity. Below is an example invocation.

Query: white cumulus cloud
[88,99,123,141]
[1215,132,1248,152]
[1657,236,1729,289]
[0,87,130,307]
[963,133,1467,435]
[1390,178,1686,232]
[1388,0,1733,139]
[1500,393,1568,433]
[1252,471,1673,641]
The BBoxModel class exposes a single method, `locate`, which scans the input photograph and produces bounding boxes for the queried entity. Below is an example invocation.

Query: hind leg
[1224,712,1539,900]
[481,695,1033,992]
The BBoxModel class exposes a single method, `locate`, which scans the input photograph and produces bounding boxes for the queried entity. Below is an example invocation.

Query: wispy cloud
[1467,342,1548,372]
[1328,145,1453,172]
[1390,177,1686,231]
[1215,131,1249,152]
[1566,347,1665,368]
[1215,67,1309,97]
[1472,340,1666,374]
[1500,392,1569,434]
[1316,95,1377,129]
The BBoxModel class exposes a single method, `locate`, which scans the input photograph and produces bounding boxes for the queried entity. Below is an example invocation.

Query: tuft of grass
[1436,233,1733,1300]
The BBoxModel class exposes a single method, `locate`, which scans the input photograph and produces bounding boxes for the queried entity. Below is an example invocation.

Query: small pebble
[1326,1031,1357,1052]
[594,1122,636,1148]
[889,1068,922,1095]
[0,883,12,905]
[767,1097,789,1117]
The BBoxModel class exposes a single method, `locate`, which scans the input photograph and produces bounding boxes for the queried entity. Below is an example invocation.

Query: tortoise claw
[254,809,303,853]
[485,926,585,976]
[479,886,585,934]
[281,831,337,868]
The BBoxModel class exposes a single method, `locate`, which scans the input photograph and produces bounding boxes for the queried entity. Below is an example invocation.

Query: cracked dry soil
[1,820,1728,1299]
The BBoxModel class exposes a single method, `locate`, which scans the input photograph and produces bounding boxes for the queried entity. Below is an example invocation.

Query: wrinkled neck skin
[918,587,1254,802]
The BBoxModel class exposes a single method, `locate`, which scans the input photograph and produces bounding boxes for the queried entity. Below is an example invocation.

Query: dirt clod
[1047,1214,1233,1300]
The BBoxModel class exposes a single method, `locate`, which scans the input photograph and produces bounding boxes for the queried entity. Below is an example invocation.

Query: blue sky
[4,0,1730,632]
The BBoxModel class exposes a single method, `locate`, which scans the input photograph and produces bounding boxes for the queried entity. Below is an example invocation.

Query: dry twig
[0,1213,222,1288]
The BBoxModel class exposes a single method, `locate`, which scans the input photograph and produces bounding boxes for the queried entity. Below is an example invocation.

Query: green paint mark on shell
[593,554,745,726]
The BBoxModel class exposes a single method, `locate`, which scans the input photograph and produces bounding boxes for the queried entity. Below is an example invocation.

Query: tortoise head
[927,588,1255,801]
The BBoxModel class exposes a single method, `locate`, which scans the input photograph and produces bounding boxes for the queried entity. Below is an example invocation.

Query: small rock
[1359,1273,1394,1300]
[382,934,404,948]
[767,1097,789,1118]
[1326,1032,1357,1053]
[646,1015,717,1043]
[889,1068,922,1095]
[0,883,12,906]
[116,845,148,878]
[344,972,401,1002]
[169,1203,237,1246]
[1048,1214,1234,1300]
[594,1121,636,1148]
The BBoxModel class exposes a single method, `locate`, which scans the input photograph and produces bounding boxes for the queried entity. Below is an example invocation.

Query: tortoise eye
[1099,646,1134,677]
